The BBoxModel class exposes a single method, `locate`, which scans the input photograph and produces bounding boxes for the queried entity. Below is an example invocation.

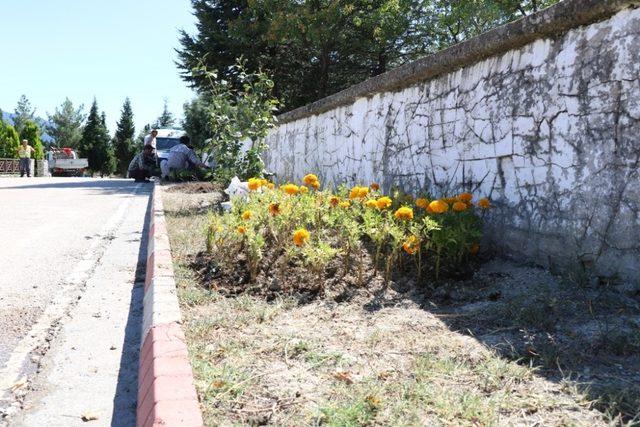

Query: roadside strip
[137,182,203,427]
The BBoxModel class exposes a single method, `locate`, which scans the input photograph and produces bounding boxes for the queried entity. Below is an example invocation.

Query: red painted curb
[137,182,203,427]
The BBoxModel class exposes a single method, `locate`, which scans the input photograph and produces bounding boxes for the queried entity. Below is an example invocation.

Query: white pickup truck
[47,148,89,177]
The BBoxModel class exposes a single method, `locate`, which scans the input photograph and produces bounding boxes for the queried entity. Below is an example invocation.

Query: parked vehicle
[47,148,88,177]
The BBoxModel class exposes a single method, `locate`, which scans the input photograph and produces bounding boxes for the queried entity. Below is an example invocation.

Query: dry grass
[162,184,639,426]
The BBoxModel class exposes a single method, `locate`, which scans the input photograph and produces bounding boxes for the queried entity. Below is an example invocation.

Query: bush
[206,175,491,293]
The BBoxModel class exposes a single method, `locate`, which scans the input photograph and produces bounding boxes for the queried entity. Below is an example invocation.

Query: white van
[146,128,186,165]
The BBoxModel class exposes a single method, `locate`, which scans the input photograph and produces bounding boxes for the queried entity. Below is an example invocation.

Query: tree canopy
[19,120,45,160]
[79,100,115,177]
[113,98,137,176]
[177,0,558,111]
[46,98,85,149]
[0,118,20,159]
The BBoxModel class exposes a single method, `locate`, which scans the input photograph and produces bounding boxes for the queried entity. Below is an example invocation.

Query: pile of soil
[164,182,223,194]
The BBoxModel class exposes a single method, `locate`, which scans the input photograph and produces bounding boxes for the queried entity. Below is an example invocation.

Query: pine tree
[20,120,44,160]
[114,98,137,175]
[13,95,36,135]
[47,98,85,149]
[79,100,115,177]
[0,118,21,159]
[153,99,175,128]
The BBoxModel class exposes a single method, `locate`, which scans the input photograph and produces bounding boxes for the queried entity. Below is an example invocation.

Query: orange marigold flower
[365,199,378,209]
[268,203,280,216]
[247,178,262,191]
[266,182,275,190]
[370,183,380,191]
[237,226,247,234]
[281,183,299,195]
[376,196,392,210]
[394,206,414,221]
[470,243,480,255]
[292,228,310,246]
[339,201,351,209]
[452,201,467,212]
[299,185,309,194]
[303,174,319,186]
[402,235,420,255]
[310,180,320,190]
[349,186,369,199]
[415,198,429,209]
[443,197,457,204]
[428,200,449,214]
[329,196,340,207]
[241,210,252,220]
[458,192,473,203]
[478,198,491,209]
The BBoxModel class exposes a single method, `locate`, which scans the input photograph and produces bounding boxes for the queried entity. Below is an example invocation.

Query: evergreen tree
[182,95,213,151]
[153,100,175,128]
[0,118,21,158]
[47,98,85,148]
[19,120,44,160]
[13,95,36,134]
[113,98,137,175]
[79,100,115,177]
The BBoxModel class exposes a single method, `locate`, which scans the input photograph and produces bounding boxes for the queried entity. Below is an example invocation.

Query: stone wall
[264,0,640,283]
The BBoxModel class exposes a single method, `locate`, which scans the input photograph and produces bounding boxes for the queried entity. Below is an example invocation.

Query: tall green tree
[0,118,20,159]
[13,95,36,134]
[178,0,559,111]
[153,99,175,128]
[113,98,137,176]
[19,120,44,160]
[46,98,85,149]
[182,96,212,151]
[79,100,115,177]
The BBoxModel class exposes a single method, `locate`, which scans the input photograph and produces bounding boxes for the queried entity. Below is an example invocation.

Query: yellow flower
[292,228,310,246]
[365,199,378,209]
[358,187,370,198]
[281,183,299,195]
[266,182,275,190]
[478,198,491,209]
[241,210,252,220]
[310,180,320,190]
[428,200,449,214]
[452,201,467,212]
[415,198,429,209]
[339,201,351,209]
[402,235,419,255]
[376,196,392,210]
[394,206,414,220]
[303,174,319,186]
[247,178,262,191]
[237,226,247,234]
[268,203,280,216]
[329,196,340,207]
[370,183,380,191]
[458,192,473,203]
[260,178,268,186]
[299,185,309,194]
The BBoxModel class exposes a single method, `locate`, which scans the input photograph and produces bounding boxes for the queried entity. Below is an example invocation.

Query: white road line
[0,184,142,399]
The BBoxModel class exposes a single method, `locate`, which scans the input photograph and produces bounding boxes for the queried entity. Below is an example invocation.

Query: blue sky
[0,0,197,133]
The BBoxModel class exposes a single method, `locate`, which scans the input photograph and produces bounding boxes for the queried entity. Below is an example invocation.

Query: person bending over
[128,145,157,182]
[161,135,207,180]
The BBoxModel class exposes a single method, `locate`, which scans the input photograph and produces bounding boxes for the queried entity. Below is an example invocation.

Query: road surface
[0,177,153,426]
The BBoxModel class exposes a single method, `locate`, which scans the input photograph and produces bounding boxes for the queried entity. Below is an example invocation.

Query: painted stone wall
[263,5,640,283]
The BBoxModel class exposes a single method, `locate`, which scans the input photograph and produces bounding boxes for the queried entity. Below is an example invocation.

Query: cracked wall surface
[264,7,640,283]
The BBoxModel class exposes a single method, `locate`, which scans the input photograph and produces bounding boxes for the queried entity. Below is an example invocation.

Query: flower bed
[204,174,491,298]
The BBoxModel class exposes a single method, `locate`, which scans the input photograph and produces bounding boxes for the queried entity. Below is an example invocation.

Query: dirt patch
[163,181,224,194]
[162,189,640,426]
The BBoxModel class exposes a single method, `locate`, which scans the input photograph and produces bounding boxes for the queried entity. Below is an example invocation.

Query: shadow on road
[2,178,155,195]
[110,191,152,426]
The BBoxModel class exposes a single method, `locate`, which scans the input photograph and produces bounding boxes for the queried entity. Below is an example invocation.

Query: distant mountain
[1,110,53,143]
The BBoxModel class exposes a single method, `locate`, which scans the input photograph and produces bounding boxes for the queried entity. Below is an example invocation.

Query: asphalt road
[0,177,153,426]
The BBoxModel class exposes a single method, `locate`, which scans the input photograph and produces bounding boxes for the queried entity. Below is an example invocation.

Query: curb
[137,182,203,426]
